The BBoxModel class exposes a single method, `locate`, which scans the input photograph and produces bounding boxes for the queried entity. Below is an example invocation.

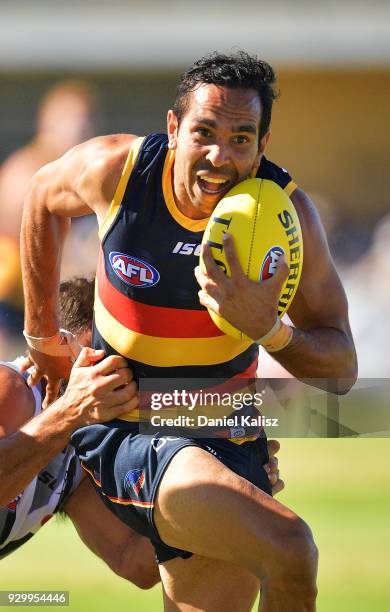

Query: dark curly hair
[58,277,94,334]
[173,51,279,140]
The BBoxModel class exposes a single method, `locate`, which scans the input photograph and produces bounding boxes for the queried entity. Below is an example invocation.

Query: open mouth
[197,175,230,195]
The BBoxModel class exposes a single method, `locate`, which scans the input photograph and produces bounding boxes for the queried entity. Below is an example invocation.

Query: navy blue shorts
[71,421,271,563]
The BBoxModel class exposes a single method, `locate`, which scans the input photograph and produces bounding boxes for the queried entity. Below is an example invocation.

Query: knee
[290,519,318,578]
[272,518,318,602]
[105,536,160,589]
[114,559,160,590]
[109,530,160,589]
[126,570,160,590]
[286,518,317,561]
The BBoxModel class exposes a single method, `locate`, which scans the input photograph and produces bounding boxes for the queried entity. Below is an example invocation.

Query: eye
[195,127,211,138]
[233,134,250,144]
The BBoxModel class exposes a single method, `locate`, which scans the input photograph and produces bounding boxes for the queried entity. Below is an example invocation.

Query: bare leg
[154,447,318,611]
[65,476,160,589]
[160,555,259,612]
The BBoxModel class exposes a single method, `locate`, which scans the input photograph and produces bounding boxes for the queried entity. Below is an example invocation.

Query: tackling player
[1,277,282,590]
[0,278,158,586]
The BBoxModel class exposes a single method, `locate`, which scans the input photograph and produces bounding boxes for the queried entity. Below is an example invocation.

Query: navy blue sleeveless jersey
[93,133,296,423]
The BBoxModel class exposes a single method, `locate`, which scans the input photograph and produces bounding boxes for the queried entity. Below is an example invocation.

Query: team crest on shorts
[109,251,160,288]
[260,246,285,281]
[124,469,145,497]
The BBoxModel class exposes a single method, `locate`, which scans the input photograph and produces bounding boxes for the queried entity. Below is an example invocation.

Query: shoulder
[257,156,296,194]
[290,187,320,221]
[71,134,140,204]
[0,365,36,436]
[29,134,140,219]
[36,134,138,188]
[290,188,329,248]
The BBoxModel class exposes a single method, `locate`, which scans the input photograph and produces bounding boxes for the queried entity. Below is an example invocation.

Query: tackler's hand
[265,439,285,496]
[60,348,138,426]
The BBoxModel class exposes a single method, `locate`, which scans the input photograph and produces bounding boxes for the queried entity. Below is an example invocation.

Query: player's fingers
[95,354,130,376]
[27,365,44,388]
[100,368,134,391]
[268,254,289,293]
[124,393,139,412]
[109,381,139,405]
[267,439,281,457]
[74,347,105,368]
[18,354,34,372]
[194,265,219,291]
[268,470,279,486]
[201,244,228,284]
[107,390,140,418]
[198,290,221,314]
[265,455,278,471]
[42,379,61,409]
[196,273,224,302]
[222,233,245,280]
[101,370,138,401]
[272,479,285,496]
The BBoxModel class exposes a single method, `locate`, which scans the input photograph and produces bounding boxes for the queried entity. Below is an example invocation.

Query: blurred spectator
[0,80,98,357]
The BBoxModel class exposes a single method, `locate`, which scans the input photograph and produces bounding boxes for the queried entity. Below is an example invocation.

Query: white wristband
[255,318,281,344]
[255,317,293,352]
[23,329,82,361]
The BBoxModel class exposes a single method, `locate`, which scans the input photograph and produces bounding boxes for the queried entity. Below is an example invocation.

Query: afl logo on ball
[260,246,285,281]
[109,251,160,288]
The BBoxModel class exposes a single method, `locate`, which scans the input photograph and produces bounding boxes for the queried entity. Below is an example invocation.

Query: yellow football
[200,178,303,340]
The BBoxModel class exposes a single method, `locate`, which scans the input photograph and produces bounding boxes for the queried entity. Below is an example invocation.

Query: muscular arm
[0,360,158,589]
[197,188,357,393]
[271,188,357,390]
[0,366,76,505]
[20,135,137,401]
[21,134,135,337]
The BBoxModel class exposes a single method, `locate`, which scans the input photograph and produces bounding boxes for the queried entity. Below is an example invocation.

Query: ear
[167,110,179,149]
[251,131,271,177]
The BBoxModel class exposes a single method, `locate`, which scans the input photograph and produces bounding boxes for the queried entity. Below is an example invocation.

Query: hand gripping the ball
[195,233,290,341]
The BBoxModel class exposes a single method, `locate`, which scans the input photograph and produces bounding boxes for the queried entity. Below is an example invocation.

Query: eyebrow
[194,117,257,135]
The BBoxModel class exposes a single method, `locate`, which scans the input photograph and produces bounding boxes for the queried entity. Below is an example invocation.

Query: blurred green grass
[1,439,389,611]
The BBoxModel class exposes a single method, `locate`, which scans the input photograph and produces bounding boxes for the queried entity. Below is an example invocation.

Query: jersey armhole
[284,180,297,197]
[98,136,145,241]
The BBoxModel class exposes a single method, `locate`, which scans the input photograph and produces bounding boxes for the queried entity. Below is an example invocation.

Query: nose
[205,143,230,167]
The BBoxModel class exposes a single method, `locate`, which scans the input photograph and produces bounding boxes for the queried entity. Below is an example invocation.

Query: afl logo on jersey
[260,246,285,281]
[109,251,160,288]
